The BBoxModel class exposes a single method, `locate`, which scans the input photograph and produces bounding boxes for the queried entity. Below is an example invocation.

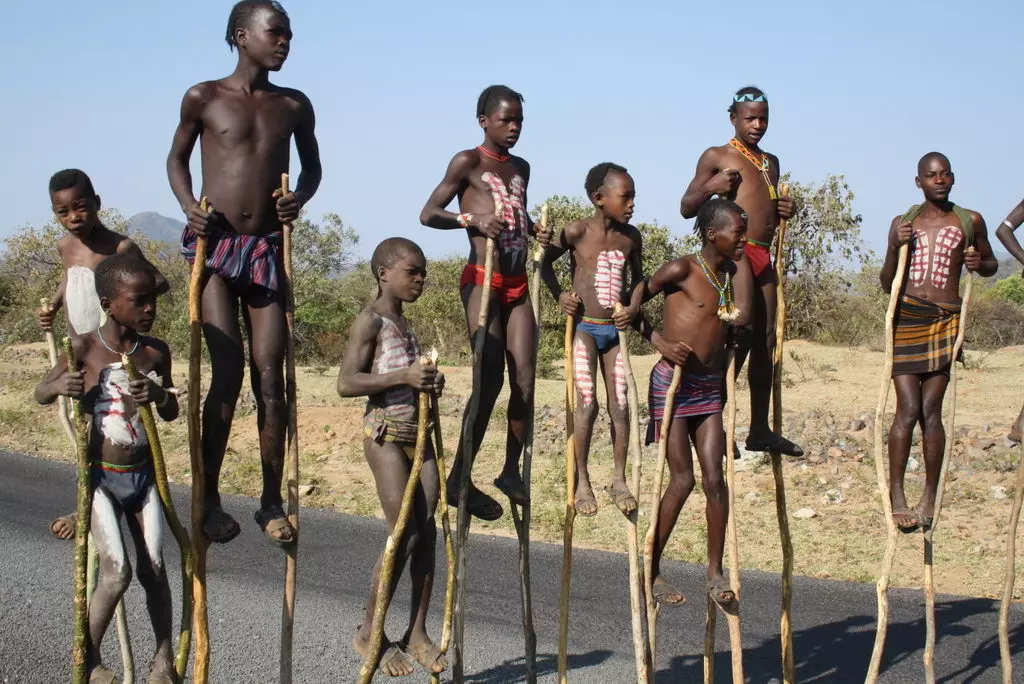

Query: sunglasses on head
[733,93,766,103]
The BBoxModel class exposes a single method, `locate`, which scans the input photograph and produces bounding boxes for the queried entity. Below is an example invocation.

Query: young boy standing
[35,253,180,684]
[36,169,168,540]
[679,86,800,457]
[540,162,644,516]
[880,152,996,530]
[641,199,753,607]
[166,0,322,545]
[337,238,447,677]
[419,85,549,520]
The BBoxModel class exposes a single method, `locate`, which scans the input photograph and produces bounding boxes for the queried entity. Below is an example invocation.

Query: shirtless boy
[167,0,321,545]
[337,238,447,677]
[35,253,180,684]
[37,168,168,540]
[419,85,550,520]
[640,199,752,607]
[680,86,801,457]
[540,162,644,516]
[880,152,996,531]
[994,197,1024,441]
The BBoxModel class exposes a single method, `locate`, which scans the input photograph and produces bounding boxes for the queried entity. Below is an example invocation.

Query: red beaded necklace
[477,145,509,163]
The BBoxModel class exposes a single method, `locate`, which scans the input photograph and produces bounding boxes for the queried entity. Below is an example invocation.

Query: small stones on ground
[849,419,866,432]
[793,507,817,519]
[992,485,1008,500]
[907,456,920,473]
[822,489,843,505]
[827,447,843,461]
[299,484,317,496]
[744,491,761,501]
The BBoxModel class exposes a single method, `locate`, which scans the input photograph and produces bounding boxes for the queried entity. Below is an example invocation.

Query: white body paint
[90,489,126,573]
[94,363,147,449]
[140,486,166,569]
[909,226,962,289]
[66,266,103,335]
[573,336,594,406]
[481,172,528,258]
[594,250,626,309]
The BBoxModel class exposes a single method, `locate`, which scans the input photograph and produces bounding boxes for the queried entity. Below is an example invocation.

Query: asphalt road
[0,449,1021,683]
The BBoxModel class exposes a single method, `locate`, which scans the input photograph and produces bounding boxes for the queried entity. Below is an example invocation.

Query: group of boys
[29,0,1014,681]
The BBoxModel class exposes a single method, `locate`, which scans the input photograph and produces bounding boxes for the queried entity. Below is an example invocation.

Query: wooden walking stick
[41,299,75,446]
[922,254,973,684]
[65,337,91,684]
[452,208,499,681]
[188,196,211,684]
[123,356,195,681]
[357,356,436,684]
[429,360,457,684]
[614,302,653,683]
[557,312,577,684]
[999,448,1024,684]
[771,183,796,684]
[508,204,546,683]
[643,361,683,666]
[280,172,301,684]
[866,217,912,684]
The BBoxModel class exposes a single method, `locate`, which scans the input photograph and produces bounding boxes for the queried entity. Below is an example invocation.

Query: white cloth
[66,266,103,335]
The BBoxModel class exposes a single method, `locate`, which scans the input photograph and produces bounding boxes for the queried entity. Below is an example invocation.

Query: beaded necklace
[729,137,778,200]
[696,254,741,322]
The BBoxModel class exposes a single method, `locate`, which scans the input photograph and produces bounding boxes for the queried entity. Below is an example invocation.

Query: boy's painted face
[102,271,158,333]
[239,8,292,71]
[479,99,523,150]
[709,210,748,260]
[379,252,427,303]
[730,102,769,147]
[916,158,954,202]
[595,171,636,224]
[51,183,100,238]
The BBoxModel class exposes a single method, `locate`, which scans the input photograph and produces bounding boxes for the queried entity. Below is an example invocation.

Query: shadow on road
[466,650,614,683]
[659,598,1022,683]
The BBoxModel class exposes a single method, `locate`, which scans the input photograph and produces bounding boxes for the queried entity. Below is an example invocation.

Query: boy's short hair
[728,85,767,114]
[370,238,424,282]
[476,85,524,118]
[584,162,629,197]
[49,169,96,199]
[226,0,288,50]
[694,199,746,240]
[94,252,154,301]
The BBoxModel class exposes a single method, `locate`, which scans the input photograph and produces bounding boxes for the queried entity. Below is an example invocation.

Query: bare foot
[605,481,638,515]
[401,635,448,674]
[445,479,503,521]
[708,575,737,610]
[494,470,528,505]
[146,655,176,684]
[746,430,804,457]
[574,481,599,517]
[915,500,935,529]
[353,631,414,677]
[892,506,920,532]
[49,513,76,540]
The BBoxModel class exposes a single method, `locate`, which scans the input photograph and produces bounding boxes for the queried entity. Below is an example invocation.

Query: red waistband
[459,264,529,305]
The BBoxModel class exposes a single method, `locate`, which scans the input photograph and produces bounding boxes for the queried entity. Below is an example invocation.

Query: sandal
[574,486,599,517]
[652,577,686,605]
[89,666,121,684]
[605,482,638,515]
[254,506,296,548]
[49,513,76,540]
[400,638,448,674]
[203,506,241,544]
[708,577,738,611]
[493,472,528,505]
[893,507,920,533]
[447,482,504,521]
[746,432,804,457]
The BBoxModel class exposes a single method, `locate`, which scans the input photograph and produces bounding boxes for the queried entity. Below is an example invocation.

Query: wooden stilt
[123,356,194,681]
[999,449,1024,683]
[279,173,301,684]
[65,337,91,684]
[429,361,456,684]
[723,348,744,683]
[614,302,653,683]
[188,197,211,684]
[558,313,578,683]
[357,356,435,684]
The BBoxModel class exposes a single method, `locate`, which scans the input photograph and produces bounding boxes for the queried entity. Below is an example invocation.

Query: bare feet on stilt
[574,480,599,517]
[49,513,75,540]
[651,575,686,605]
[605,480,638,515]
[353,631,414,677]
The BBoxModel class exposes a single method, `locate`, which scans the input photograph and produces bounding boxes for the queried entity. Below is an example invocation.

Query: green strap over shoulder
[901,204,974,250]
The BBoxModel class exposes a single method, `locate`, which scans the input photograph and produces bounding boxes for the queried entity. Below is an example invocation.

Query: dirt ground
[3,339,1023,600]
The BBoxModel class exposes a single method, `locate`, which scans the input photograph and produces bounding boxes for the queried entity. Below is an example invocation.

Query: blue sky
[4,0,1022,260]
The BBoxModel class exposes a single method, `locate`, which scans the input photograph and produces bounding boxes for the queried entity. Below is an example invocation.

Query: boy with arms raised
[881,152,996,530]
[36,169,168,540]
[540,162,644,516]
[680,86,800,457]
[35,253,180,684]
[337,238,447,677]
[419,85,549,520]
[641,199,753,607]
[166,0,322,545]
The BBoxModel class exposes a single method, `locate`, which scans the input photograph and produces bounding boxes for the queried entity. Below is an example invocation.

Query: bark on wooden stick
[65,337,91,684]
[723,348,744,683]
[999,449,1024,684]
[922,263,973,683]
[557,313,577,684]
[703,595,716,684]
[643,361,682,666]
[866,242,909,684]
[279,173,301,684]
[614,302,653,683]
[188,197,211,684]
[452,220,497,681]
[41,298,75,446]
[357,357,435,684]
[429,369,456,684]
[123,356,194,680]
[771,183,796,684]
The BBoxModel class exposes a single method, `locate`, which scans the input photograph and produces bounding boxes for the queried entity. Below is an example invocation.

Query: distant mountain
[126,212,183,245]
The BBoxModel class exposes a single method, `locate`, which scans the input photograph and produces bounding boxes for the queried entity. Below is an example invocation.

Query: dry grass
[3,339,1023,599]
